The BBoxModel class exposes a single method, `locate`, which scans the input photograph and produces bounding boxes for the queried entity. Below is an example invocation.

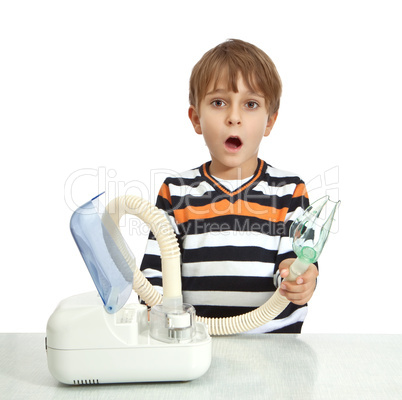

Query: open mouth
[225,136,243,151]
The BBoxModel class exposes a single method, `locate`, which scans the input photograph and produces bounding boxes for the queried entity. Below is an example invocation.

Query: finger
[278,259,296,274]
[279,288,309,305]
[281,284,314,304]
[300,264,319,280]
[280,281,305,294]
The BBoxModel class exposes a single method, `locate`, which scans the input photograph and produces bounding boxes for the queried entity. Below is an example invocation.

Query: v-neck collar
[201,159,266,197]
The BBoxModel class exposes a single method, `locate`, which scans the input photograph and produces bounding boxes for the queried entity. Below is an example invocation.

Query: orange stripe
[203,159,264,196]
[293,183,308,199]
[159,183,172,205]
[174,198,289,224]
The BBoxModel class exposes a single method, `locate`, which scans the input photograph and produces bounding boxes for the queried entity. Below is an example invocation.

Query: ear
[264,111,278,137]
[188,105,202,135]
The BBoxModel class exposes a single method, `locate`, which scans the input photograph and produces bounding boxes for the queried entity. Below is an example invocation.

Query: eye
[211,99,226,107]
[245,101,259,109]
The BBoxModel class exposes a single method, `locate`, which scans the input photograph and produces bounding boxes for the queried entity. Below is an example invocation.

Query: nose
[228,118,241,126]
[227,106,241,126]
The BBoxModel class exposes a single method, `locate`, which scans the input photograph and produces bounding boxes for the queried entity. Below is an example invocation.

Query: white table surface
[1,333,401,399]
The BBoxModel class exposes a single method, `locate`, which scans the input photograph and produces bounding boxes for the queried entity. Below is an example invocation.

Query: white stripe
[277,237,293,256]
[183,290,273,308]
[182,260,275,278]
[267,166,299,179]
[253,180,299,198]
[145,239,161,256]
[178,168,202,179]
[273,269,282,288]
[165,212,180,235]
[169,180,215,198]
[284,205,305,224]
[142,268,162,279]
[183,230,281,250]
[244,305,308,334]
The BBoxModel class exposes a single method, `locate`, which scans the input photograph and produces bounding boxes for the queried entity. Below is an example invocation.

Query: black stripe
[140,253,162,272]
[168,191,301,211]
[277,303,306,318]
[143,276,162,288]
[265,173,302,188]
[182,276,275,292]
[193,305,259,318]
[182,246,277,263]
[164,173,201,188]
[269,321,303,333]
[288,194,309,214]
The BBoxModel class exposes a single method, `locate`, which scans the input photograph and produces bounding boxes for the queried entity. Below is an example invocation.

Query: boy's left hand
[278,259,319,305]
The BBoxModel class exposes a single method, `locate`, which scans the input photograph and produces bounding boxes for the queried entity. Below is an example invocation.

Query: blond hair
[189,39,282,116]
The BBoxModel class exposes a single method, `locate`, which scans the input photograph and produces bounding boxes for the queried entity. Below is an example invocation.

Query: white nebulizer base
[46,292,211,384]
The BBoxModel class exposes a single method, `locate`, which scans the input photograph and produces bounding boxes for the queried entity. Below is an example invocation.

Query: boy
[140,39,318,333]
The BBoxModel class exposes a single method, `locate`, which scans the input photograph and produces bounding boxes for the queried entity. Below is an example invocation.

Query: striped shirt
[140,159,311,333]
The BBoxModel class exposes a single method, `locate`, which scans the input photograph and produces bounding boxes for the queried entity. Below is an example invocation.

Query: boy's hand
[278,259,318,305]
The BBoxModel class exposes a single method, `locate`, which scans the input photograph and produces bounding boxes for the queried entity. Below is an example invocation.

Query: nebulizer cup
[150,303,196,344]
[70,193,134,314]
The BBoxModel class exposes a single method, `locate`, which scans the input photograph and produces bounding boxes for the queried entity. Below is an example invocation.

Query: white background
[1,0,401,333]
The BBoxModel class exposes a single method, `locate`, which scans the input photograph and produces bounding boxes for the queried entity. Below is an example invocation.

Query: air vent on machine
[73,379,99,385]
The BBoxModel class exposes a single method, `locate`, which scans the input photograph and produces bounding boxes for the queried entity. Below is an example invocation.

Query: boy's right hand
[278,259,318,306]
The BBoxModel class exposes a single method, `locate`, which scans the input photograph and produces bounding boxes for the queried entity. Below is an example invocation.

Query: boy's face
[189,74,277,180]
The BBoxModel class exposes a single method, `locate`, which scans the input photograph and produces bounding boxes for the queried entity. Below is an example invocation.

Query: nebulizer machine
[46,192,339,385]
